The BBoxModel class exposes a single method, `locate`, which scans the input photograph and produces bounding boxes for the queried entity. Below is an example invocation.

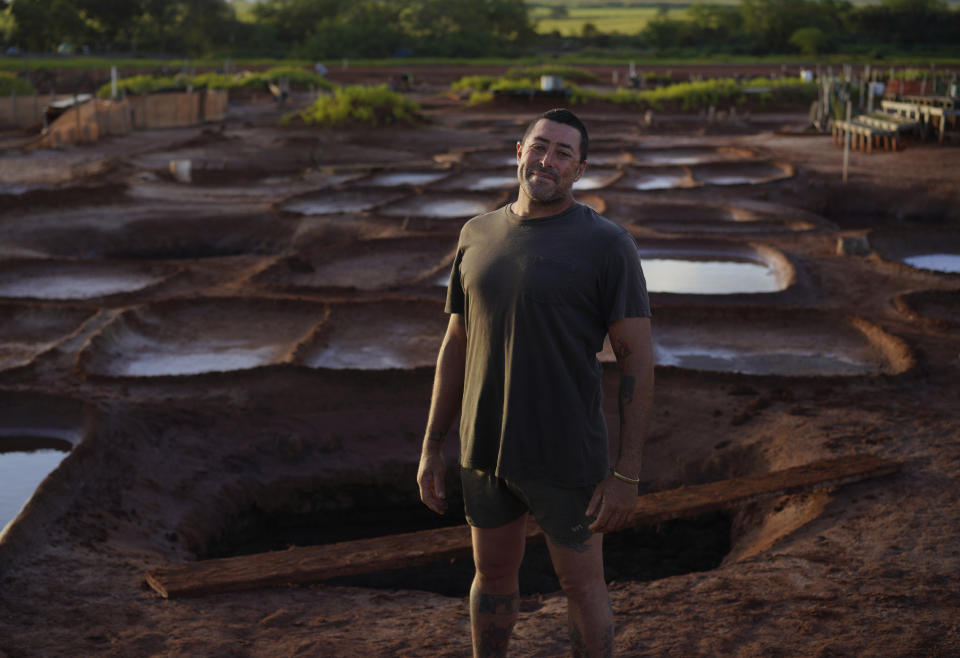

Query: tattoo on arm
[427,430,445,443]
[612,337,633,366]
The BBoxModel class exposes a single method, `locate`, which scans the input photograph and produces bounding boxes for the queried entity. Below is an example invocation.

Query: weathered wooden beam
[146,454,900,599]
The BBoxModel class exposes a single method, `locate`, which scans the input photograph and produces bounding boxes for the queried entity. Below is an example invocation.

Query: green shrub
[450,75,499,93]
[259,66,335,90]
[96,74,189,98]
[505,65,599,84]
[292,84,421,127]
[0,72,34,96]
[97,68,337,99]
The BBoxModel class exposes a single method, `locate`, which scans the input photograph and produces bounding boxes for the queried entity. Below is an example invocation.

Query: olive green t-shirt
[446,202,651,487]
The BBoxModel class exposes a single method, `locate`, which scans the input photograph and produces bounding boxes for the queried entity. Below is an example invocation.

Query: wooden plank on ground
[146,453,900,599]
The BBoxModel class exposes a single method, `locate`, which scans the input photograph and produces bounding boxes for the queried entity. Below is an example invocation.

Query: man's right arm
[417,313,467,515]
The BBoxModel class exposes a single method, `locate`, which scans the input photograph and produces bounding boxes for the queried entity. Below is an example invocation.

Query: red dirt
[0,72,959,657]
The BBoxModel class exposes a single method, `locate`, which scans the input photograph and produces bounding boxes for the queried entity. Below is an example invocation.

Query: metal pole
[842,100,852,184]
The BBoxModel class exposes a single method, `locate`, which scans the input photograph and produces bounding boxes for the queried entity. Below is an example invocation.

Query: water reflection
[903,254,960,274]
[0,439,71,533]
[642,259,782,294]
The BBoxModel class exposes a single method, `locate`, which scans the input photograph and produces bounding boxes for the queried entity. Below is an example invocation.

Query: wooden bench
[146,453,901,599]
[832,118,897,152]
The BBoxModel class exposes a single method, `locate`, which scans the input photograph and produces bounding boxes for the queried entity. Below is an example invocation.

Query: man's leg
[546,533,614,657]
[470,513,529,658]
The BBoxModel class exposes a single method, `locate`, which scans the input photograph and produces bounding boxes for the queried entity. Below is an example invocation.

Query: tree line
[1,0,957,58]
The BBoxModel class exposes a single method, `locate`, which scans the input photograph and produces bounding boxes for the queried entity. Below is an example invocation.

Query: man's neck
[510,193,576,219]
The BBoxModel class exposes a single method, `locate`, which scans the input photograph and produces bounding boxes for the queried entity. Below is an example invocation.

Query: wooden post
[10,89,16,125]
[842,100,852,184]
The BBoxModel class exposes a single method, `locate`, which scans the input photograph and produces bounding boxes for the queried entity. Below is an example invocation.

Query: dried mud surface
[1,76,959,657]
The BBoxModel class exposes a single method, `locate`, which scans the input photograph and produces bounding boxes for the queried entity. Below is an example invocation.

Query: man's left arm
[587,316,654,533]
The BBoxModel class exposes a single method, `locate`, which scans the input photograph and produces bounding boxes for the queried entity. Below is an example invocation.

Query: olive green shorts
[460,468,597,550]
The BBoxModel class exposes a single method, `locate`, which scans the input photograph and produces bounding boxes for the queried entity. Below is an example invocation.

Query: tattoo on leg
[600,624,615,657]
[570,621,588,658]
[478,622,512,657]
[477,591,519,615]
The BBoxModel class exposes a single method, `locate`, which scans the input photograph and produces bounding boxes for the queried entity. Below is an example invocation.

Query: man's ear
[575,160,587,181]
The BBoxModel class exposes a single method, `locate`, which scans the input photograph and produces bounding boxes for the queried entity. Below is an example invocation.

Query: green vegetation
[291,84,421,127]
[95,68,334,99]
[451,73,816,111]
[0,71,33,95]
[532,5,689,36]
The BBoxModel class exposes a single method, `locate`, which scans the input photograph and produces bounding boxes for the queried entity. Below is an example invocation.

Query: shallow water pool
[0,439,71,533]
[642,259,783,294]
[902,254,960,274]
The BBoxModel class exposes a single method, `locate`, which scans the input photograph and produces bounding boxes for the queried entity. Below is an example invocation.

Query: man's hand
[586,475,637,533]
[417,448,448,515]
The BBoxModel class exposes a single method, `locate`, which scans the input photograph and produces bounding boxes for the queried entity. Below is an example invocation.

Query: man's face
[516,119,586,204]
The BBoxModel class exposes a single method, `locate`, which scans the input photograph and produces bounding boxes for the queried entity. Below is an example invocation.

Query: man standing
[417,108,653,657]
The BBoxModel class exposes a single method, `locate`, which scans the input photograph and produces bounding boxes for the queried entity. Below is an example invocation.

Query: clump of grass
[290,84,421,127]
[0,72,34,95]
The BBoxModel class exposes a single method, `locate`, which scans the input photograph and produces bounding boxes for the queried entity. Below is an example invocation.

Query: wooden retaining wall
[0,94,46,128]
[33,90,229,148]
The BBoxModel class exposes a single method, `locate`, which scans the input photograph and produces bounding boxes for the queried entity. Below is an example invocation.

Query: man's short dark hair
[521,108,589,163]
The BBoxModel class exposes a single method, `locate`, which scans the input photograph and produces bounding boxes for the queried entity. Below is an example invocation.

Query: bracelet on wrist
[612,470,640,485]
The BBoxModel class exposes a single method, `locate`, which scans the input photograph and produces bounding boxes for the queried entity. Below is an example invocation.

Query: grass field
[532,6,689,36]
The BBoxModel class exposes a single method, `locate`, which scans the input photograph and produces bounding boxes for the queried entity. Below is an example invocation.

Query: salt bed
[0,262,175,301]
[279,189,407,215]
[296,300,447,370]
[363,171,450,187]
[691,161,793,186]
[0,304,96,371]
[77,299,325,378]
[256,237,454,292]
[633,146,756,166]
[619,167,693,191]
[378,194,496,219]
[607,309,912,377]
